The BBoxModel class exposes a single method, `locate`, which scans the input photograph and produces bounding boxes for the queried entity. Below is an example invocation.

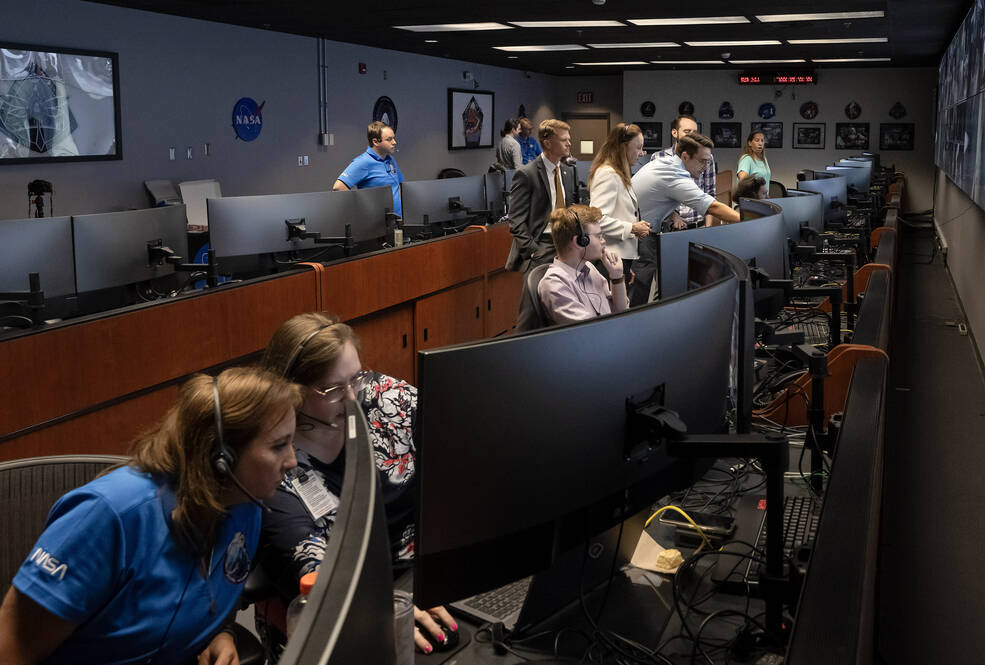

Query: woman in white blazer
[588,124,652,280]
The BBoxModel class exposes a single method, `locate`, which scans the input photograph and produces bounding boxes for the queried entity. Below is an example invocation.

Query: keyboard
[450,576,532,630]
[755,495,821,557]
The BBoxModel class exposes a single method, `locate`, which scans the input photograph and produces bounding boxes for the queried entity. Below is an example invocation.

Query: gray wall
[623,68,937,211]
[0,0,572,217]
[935,170,985,362]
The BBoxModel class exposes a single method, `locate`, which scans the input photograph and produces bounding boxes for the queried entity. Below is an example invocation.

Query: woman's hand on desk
[197,630,238,665]
[413,604,458,654]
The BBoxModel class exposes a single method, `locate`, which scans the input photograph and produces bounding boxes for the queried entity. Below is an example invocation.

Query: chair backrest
[0,455,128,593]
[178,178,222,230]
[768,180,787,198]
[525,263,553,329]
[437,168,466,179]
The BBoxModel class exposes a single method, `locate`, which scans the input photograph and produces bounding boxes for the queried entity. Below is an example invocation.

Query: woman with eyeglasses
[254,312,456,661]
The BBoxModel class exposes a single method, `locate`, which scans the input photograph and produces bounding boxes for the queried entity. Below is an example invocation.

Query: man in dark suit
[505,118,578,331]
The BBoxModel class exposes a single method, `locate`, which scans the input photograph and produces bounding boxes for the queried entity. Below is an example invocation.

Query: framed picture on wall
[835,123,870,150]
[879,123,915,150]
[793,123,825,149]
[448,88,494,150]
[635,121,662,150]
[710,122,741,148]
[750,122,783,149]
[0,41,122,164]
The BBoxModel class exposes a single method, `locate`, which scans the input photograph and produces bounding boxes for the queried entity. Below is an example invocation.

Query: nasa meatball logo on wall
[232,97,264,142]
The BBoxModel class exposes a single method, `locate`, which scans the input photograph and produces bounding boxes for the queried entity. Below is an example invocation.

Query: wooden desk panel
[348,305,416,384]
[415,280,485,351]
[483,223,513,273]
[485,269,523,337]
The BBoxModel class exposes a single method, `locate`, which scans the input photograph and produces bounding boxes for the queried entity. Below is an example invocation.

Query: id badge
[289,470,336,522]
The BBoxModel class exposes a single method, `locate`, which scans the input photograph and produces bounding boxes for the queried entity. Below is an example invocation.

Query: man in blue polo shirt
[334,121,404,216]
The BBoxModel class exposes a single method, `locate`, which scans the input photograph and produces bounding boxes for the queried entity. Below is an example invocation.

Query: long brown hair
[742,130,767,162]
[261,312,360,386]
[128,367,302,558]
[589,123,641,190]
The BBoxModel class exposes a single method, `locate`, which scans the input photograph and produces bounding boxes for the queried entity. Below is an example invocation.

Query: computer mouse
[433,625,460,652]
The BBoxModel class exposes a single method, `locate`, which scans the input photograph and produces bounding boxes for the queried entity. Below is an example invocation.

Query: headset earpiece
[282,323,333,380]
[572,211,590,247]
[211,377,236,477]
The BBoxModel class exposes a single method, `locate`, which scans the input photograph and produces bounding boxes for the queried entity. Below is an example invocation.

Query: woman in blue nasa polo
[0,368,302,665]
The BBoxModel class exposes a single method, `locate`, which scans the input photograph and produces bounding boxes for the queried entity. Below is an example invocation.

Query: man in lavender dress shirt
[537,205,628,325]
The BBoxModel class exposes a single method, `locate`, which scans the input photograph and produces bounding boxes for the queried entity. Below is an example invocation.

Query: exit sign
[577,91,594,104]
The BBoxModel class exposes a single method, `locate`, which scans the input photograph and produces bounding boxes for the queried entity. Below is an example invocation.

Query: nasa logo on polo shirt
[232,97,264,142]
[223,532,250,583]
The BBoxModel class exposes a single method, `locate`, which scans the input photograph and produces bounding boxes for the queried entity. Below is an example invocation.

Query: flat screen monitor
[207,186,391,258]
[279,401,396,665]
[574,160,594,185]
[827,166,870,192]
[763,189,824,238]
[72,206,188,292]
[798,173,848,215]
[0,42,122,164]
[659,200,788,299]
[414,277,736,608]
[400,175,486,226]
[484,171,509,219]
[0,216,75,298]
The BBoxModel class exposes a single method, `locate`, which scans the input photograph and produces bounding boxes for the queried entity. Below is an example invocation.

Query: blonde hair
[538,118,571,143]
[589,123,642,191]
[261,312,360,386]
[129,367,302,560]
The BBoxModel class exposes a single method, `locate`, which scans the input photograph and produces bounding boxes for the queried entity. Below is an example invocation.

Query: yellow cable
[644,505,713,550]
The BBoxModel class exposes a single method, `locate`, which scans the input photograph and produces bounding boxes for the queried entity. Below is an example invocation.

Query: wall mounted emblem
[232,97,264,142]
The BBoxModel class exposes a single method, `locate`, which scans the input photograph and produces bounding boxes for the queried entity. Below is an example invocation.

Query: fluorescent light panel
[629,16,749,26]
[394,22,512,32]
[729,59,806,64]
[651,60,724,64]
[788,37,888,44]
[573,61,649,66]
[494,45,588,52]
[509,20,625,28]
[686,40,782,46]
[587,42,678,49]
[812,57,891,62]
[756,11,885,22]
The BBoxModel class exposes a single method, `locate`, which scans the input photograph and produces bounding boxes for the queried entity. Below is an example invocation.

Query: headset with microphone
[572,210,590,247]
[211,377,270,512]
[283,322,342,430]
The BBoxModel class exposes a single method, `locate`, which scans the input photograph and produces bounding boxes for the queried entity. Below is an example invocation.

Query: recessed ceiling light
[812,57,891,62]
[565,66,576,69]
[507,55,518,59]
[788,37,888,44]
[685,40,783,46]
[629,16,749,26]
[587,42,678,49]
[728,59,806,64]
[756,11,885,22]
[509,20,626,28]
[424,39,438,43]
[494,45,589,52]
[394,22,513,32]
[572,61,649,66]
[651,60,725,64]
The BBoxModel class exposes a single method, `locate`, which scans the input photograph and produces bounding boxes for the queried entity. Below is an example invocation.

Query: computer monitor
[658,200,789,299]
[798,172,848,219]
[687,243,755,433]
[826,166,870,192]
[72,205,188,292]
[414,277,737,608]
[0,216,76,299]
[279,401,396,665]
[400,175,487,227]
[207,186,391,258]
[763,189,825,239]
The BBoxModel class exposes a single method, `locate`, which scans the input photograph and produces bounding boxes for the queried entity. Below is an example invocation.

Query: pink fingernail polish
[424,644,433,654]
[439,632,447,644]
[451,623,459,631]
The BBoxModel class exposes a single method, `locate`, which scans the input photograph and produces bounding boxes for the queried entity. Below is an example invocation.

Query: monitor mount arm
[285,218,355,256]
[0,272,46,326]
[147,241,221,288]
[448,197,491,223]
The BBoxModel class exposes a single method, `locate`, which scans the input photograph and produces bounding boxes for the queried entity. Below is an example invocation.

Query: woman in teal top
[736,130,771,185]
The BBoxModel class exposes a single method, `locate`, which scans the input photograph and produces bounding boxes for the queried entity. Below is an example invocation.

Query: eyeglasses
[309,369,371,403]
[588,231,604,240]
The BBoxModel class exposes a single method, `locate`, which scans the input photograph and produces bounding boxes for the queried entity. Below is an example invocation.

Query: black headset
[572,211,590,247]
[211,376,235,476]
[282,323,333,379]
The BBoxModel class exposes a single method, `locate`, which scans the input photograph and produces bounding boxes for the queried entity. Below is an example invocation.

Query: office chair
[436,168,466,179]
[0,454,265,665]
[768,180,787,198]
[524,263,553,330]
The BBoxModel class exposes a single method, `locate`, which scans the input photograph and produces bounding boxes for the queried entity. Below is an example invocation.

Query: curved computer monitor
[401,175,486,226]
[826,166,870,192]
[659,199,788,299]
[799,172,848,217]
[763,189,824,239]
[414,276,737,608]
[279,400,396,665]
[72,205,188,292]
[207,186,392,258]
[0,216,75,299]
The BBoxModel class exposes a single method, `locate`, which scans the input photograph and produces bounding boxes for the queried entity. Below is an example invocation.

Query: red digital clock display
[738,71,817,85]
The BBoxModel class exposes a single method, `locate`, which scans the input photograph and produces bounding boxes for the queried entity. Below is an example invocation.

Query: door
[562,113,610,161]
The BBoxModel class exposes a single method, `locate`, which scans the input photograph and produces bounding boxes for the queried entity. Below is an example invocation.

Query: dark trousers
[628,235,659,306]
